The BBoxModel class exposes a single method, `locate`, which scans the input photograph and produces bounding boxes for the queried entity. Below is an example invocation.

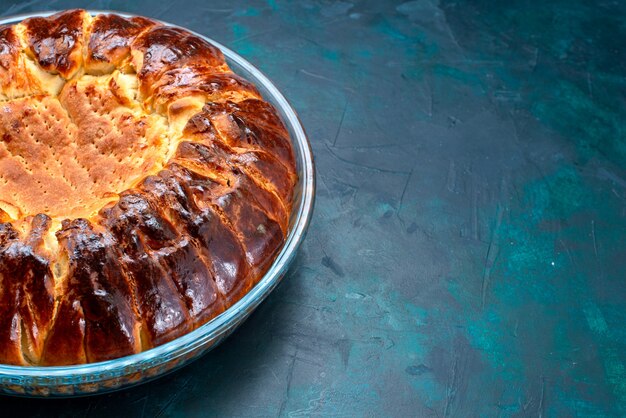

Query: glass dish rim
[0,10,315,379]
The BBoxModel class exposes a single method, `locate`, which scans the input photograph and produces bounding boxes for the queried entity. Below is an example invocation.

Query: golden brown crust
[150,68,261,114]
[0,10,296,365]
[0,216,55,365]
[21,10,88,79]
[0,25,22,95]
[130,25,228,103]
[50,219,142,364]
[86,14,156,73]
[0,25,62,100]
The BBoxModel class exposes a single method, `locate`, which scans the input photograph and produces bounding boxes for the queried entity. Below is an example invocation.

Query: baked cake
[0,10,297,366]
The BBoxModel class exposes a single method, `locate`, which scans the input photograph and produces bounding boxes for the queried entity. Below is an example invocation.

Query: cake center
[0,72,172,221]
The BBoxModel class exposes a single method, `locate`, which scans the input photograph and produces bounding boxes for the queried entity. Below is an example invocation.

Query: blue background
[1,0,626,416]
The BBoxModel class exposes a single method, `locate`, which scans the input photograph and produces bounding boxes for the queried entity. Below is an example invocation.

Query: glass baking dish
[0,10,315,397]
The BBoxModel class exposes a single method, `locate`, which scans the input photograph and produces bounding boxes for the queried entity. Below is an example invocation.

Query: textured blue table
[1,0,626,416]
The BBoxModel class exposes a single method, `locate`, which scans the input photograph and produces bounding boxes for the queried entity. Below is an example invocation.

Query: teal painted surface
[1,0,626,416]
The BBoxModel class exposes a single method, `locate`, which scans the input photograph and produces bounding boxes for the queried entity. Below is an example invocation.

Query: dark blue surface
[1,0,626,416]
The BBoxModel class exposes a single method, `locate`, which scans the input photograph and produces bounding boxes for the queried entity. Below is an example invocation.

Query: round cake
[0,10,297,366]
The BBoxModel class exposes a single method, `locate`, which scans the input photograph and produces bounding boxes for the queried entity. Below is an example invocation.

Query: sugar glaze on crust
[0,10,297,365]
